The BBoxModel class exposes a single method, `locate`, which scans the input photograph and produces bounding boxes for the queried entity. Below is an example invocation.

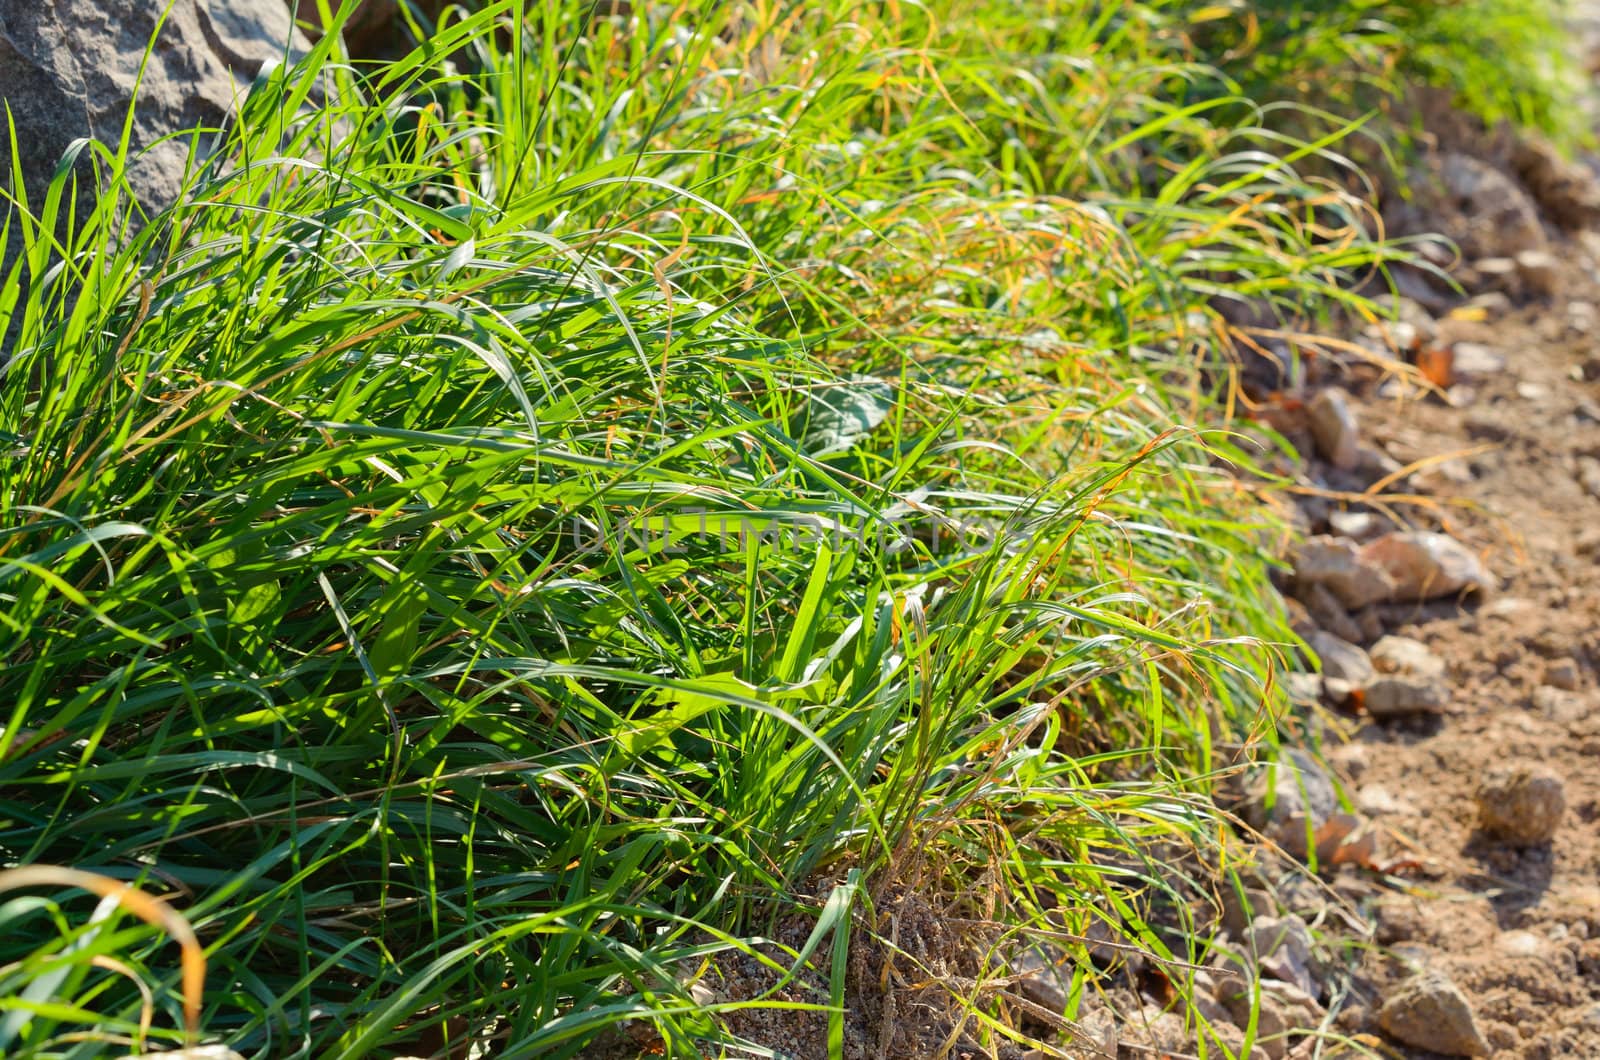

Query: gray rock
[1219,977,1324,1060]
[1308,631,1374,687]
[1359,532,1493,601]
[1,1,308,339]
[1378,971,1489,1056]
[1242,750,1338,859]
[1363,674,1449,717]
[1294,536,1394,610]
[1307,388,1360,470]
[1221,885,1277,936]
[1298,581,1365,645]
[1362,635,1449,717]
[1544,658,1582,691]
[1533,685,1591,724]
[1007,941,1072,1013]
[1369,635,1446,679]
[1244,915,1318,997]
[1,2,307,205]
[1437,153,1547,259]
[1475,765,1566,845]
[1327,509,1382,541]
[1450,342,1506,378]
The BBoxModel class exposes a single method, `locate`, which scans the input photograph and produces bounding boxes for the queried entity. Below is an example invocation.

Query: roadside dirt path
[1284,163,1600,1058]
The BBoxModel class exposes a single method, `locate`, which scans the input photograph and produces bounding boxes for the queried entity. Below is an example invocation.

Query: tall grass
[0,0,1555,1056]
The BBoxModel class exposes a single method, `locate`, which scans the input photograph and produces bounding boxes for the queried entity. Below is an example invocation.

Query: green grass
[0,0,1572,1057]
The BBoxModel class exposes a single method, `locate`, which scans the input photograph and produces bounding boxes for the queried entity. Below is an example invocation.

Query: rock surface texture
[0,0,306,327]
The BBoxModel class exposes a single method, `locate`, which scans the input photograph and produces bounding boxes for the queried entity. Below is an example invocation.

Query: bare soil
[1317,268,1600,1057]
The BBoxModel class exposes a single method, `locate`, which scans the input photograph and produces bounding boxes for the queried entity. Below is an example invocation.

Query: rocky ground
[1129,131,1600,1060]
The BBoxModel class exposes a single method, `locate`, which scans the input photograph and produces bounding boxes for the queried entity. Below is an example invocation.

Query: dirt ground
[1311,255,1600,1057]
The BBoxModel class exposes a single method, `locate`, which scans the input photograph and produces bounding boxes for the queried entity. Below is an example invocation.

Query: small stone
[1308,631,1374,687]
[1517,380,1550,401]
[1221,886,1277,936]
[1242,750,1338,859]
[1295,536,1394,610]
[1377,971,1489,1056]
[1357,784,1415,816]
[1299,582,1365,644]
[1496,929,1546,957]
[1285,672,1323,707]
[1534,685,1592,724]
[1515,249,1561,298]
[1476,765,1566,845]
[1473,255,1520,284]
[1467,290,1513,317]
[1244,914,1318,997]
[1359,532,1493,601]
[1579,457,1600,500]
[1369,635,1446,679]
[1544,658,1582,691]
[1449,341,1506,377]
[1354,444,1403,480]
[1307,388,1361,470]
[1220,978,1325,1060]
[1363,636,1450,716]
[1364,674,1450,717]
[1354,606,1387,642]
[1326,510,1382,540]
[1008,942,1072,1012]
[1325,741,1369,779]
[1570,300,1597,333]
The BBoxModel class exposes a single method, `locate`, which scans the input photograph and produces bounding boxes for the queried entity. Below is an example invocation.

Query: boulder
[1,1,308,350]
[0,2,307,213]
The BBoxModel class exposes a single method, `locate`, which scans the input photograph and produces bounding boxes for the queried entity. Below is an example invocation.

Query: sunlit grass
[0,0,1567,1056]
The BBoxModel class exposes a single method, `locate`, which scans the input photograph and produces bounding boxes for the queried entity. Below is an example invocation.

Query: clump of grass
[0,0,1571,1056]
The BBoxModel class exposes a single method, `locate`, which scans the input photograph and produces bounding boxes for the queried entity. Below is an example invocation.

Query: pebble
[1579,457,1600,500]
[1307,631,1374,687]
[1363,635,1450,717]
[1299,582,1365,645]
[1244,914,1318,997]
[1326,509,1382,540]
[1359,531,1493,601]
[1496,929,1546,957]
[1219,978,1325,1060]
[1357,784,1416,816]
[1533,685,1589,724]
[1475,765,1567,845]
[1377,971,1490,1057]
[1307,389,1361,470]
[1450,341,1506,377]
[1515,248,1561,298]
[1294,536,1394,610]
[1544,658,1582,691]
[1369,635,1446,679]
[1364,674,1449,716]
[1221,886,1278,935]
[1242,750,1338,859]
[1008,942,1072,1012]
